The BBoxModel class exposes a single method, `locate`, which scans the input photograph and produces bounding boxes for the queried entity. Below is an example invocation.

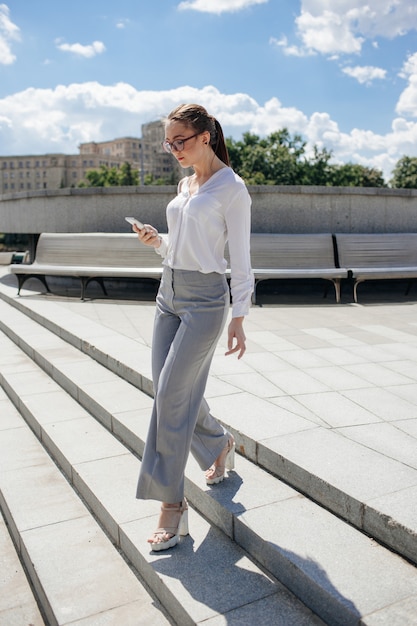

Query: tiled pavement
[1,270,417,625]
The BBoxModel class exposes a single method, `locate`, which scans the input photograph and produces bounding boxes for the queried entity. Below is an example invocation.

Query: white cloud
[269,36,315,58]
[0,4,20,65]
[342,65,387,84]
[398,51,417,80]
[178,0,267,14]
[396,53,417,118]
[116,18,130,29]
[296,9,364,56]
[56,40,106,58]
[1,82,417,180]
[286,1,417,57]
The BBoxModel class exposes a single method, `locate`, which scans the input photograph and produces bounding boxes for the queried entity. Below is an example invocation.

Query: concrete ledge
[2,185,417,234]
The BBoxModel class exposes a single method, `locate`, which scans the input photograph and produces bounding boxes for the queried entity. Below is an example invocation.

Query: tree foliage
[226,130,387,187]
[79,162,139,187]
[389,156,417,188]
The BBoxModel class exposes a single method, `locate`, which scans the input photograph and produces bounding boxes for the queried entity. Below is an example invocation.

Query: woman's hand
[132,223,161,248]
[225,316,246,359]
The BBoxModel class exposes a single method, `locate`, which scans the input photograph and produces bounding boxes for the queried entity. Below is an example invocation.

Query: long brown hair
[166,104,230,166]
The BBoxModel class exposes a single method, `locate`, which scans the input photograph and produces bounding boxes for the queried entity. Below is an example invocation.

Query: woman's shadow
[150,471,360,625]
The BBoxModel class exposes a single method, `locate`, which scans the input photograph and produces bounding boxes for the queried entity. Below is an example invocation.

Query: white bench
[335,233,417,302]
[9,233,164,300]
[247,234,347,303]
[10,232,349,304]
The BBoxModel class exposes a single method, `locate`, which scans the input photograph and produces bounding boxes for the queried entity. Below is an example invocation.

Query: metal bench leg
[333,279,341,304]
[353,280,363,303]
[16,274,50,296]
[81,277,108,300]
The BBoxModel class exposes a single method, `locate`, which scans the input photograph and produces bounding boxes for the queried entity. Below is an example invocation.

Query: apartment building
[0,121,180,194]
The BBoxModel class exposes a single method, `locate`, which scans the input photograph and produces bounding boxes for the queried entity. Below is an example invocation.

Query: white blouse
[156,167,254,317]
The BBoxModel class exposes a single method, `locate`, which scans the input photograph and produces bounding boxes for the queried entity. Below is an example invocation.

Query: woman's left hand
[225,316,246,359]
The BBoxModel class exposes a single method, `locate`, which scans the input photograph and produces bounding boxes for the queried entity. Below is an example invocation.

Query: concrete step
[0,503,45,625]
[0,386,172,626]
[1,297,417,623]
[0,333,323,626]
[0,287,416,567]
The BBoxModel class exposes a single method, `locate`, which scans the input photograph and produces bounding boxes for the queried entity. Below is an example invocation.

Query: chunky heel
[179,507,189,536]
[148,498,189,551]
[225,441,235,470]
[205,436,235,485]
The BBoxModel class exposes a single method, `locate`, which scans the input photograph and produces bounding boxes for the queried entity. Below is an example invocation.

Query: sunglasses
[162,133,201,154]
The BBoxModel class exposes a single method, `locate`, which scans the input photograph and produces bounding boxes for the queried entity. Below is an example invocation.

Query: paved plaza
[1,269,417,624]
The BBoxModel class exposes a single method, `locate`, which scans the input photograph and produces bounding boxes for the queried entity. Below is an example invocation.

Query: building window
[27,183,31,189]
[26,161,30,168]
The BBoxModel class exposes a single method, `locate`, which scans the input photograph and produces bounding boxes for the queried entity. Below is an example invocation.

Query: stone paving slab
[121,507,324,626]
[235,497,417,626]
[0,392,172,626]
[0,513,45,626]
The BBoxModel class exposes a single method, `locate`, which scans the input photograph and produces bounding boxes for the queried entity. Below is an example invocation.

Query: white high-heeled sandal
[148,498,189,552]
[205,437,235,485]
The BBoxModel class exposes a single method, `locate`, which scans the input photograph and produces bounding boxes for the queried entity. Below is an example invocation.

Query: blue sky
[1,0,417,180]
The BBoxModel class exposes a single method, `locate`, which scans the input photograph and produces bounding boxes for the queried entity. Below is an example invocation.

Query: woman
[133,104,253,551]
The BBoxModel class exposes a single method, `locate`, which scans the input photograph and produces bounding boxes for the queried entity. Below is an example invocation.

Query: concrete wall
[1,185,417,235]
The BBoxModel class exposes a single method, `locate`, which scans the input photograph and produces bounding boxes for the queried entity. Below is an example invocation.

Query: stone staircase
[1,288,417,625]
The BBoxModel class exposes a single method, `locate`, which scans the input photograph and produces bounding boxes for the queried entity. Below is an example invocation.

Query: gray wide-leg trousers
[136,267,230,503]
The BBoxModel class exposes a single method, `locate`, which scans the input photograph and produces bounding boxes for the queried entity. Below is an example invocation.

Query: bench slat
[33,233,159,267]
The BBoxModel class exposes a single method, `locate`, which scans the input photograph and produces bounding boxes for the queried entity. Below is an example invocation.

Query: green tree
[227,129,388,187]
[390,156,417,188]
[330,163,386,187]
[300,146,334,185]
[79,162,139,187]
[118,162,139,186]
[227,129,306,185]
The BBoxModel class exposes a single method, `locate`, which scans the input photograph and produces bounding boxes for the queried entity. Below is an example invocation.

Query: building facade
[0,121,181,194]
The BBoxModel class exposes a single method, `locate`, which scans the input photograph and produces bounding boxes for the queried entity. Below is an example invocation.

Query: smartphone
[125,217,145,230]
